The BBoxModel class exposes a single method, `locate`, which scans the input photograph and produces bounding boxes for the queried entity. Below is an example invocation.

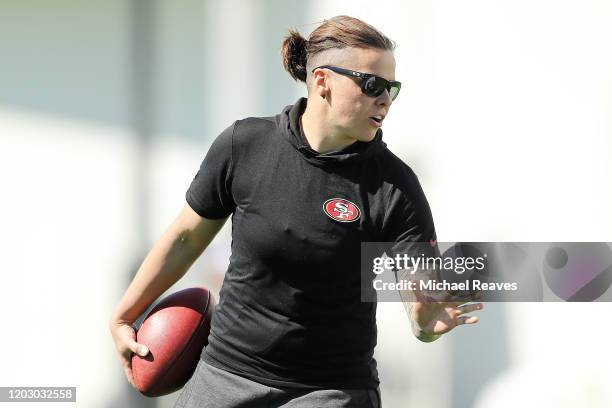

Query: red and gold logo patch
[323,198,361,223]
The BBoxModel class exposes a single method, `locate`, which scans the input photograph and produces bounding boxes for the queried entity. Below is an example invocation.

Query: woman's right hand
[108,205,227,388]
[109,320,150,389]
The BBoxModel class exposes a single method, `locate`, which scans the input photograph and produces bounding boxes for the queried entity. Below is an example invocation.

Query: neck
[300,99,356,153]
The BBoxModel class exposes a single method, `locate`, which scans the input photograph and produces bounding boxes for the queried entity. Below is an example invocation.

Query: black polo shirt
[185,97,437,390]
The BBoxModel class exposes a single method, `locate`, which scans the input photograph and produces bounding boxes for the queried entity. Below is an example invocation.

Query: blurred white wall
[1,1,611,408]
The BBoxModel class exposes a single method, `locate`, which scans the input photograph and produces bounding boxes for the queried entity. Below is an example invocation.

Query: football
[132,286,215,397]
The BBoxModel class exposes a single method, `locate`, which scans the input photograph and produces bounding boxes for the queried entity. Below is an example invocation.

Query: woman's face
[323,47,397,142]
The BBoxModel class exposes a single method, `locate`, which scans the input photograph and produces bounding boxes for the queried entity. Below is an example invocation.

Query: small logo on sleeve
[323,198,361,223]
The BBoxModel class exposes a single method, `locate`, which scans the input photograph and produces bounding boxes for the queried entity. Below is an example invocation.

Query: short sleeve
[186,121,237,219]
[383,179,440,293]
[383,169,440,260]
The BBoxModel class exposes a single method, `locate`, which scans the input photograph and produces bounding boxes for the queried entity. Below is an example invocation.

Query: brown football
[132,286,215,397]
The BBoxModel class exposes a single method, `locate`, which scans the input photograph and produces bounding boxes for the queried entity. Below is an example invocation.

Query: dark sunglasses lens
[362,76,387,97]
[389,83,401,100]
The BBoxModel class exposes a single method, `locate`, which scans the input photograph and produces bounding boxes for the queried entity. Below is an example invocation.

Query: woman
[109,15,483,408]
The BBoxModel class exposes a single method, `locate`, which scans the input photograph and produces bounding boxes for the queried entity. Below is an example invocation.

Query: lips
[369,115,384,127]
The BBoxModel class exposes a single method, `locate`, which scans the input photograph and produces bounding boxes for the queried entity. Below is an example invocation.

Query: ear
[311,68,329,99]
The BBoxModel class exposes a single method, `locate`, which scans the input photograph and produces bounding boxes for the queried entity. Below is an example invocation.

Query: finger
[442,287,486,304]
[455,303,484,316]
[123,361,136,388]
[443,298,471,308]
[440,290,477,305]
[128,339,149,357]
[448,299,470,307]
[456,315,480,325]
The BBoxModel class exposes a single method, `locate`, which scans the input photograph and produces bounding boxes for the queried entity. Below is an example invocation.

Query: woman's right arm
[108,203,228,388]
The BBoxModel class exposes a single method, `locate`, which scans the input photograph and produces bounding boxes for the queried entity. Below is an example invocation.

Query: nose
[376,88,392,106]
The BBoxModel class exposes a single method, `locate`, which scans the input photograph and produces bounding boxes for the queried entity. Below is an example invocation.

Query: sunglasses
[312,65,402,101]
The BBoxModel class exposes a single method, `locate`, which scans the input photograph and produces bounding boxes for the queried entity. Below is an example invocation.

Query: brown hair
[281,15,396,83]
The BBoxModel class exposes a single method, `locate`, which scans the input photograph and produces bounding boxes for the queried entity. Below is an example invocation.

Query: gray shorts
[174,359,382,408]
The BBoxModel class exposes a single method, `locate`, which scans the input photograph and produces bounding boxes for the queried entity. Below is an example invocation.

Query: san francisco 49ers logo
[323,198,361,223]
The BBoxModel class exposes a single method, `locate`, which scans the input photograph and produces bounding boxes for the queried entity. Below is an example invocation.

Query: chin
[342,124,377,142]
[355,131,377,142]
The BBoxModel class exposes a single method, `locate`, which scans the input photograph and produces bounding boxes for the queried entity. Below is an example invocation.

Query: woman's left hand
[406,286,484,341]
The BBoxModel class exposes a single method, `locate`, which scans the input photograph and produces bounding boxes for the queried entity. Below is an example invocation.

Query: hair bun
[281,29,308,82]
